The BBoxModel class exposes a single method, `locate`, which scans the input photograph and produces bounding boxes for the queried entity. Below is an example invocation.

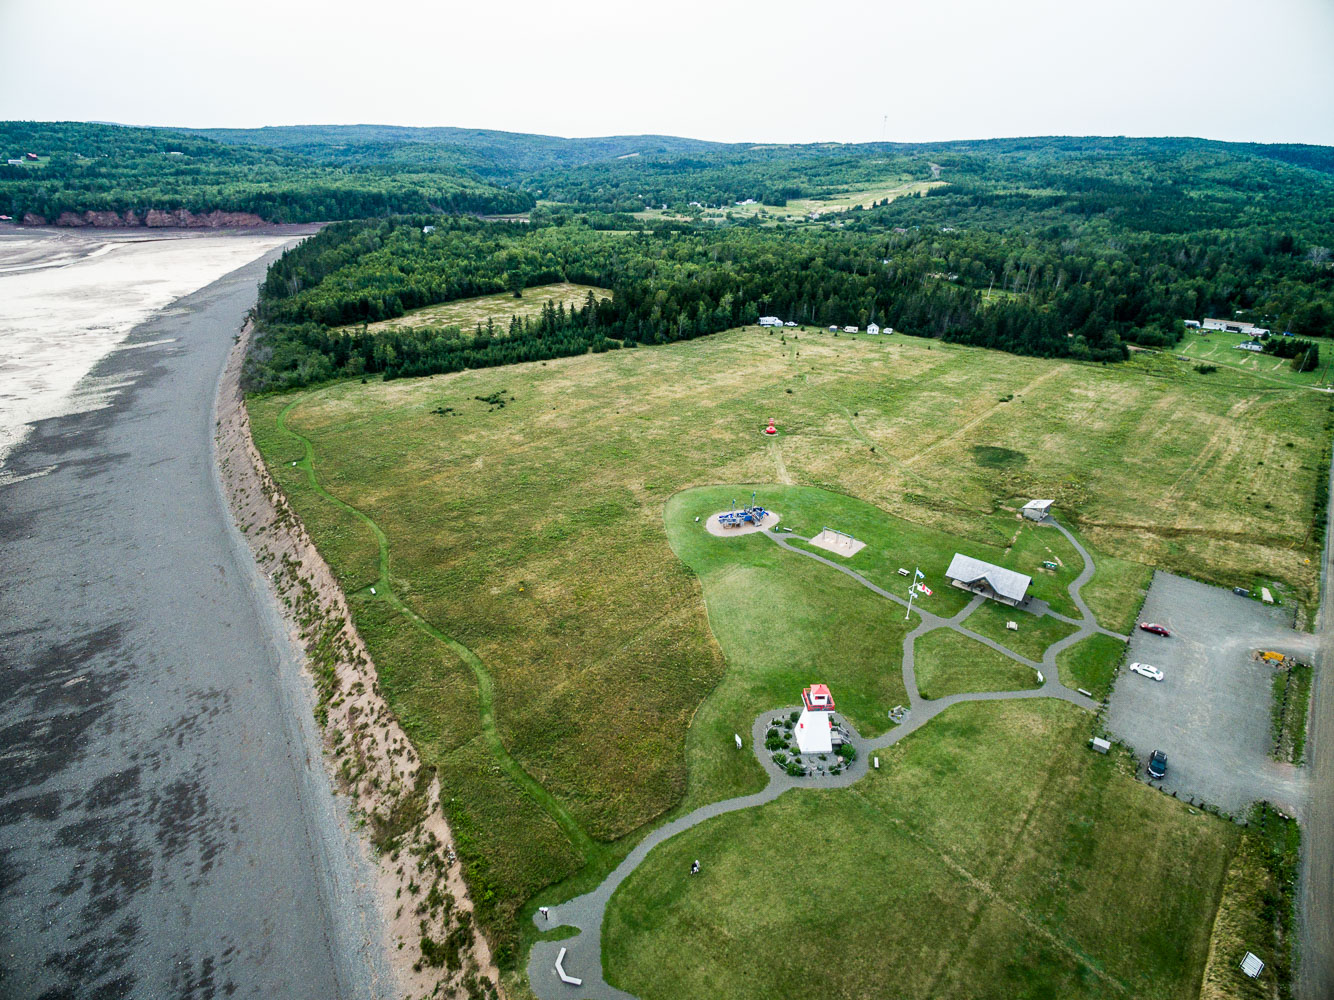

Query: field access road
[527,516,1101,1000]
[1300,448,1334,1000]
[0,252,391,998]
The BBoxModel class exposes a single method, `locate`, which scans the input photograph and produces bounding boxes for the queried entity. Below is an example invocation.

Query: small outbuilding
[1021,499,1054,521]
[866,322,881,335]
[759,316,783,327]
[1240,952,1264,979]
[842,325,858,334]
[945,553,1032,607]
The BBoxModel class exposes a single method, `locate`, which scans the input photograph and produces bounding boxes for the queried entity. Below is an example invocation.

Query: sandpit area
[810,529,866,557]
[705,510,781,536]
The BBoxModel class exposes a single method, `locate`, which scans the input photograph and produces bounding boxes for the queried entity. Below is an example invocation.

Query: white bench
[555,947,582,986]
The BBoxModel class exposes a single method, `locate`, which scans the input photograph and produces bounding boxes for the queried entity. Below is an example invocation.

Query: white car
[1129,662,1164,682]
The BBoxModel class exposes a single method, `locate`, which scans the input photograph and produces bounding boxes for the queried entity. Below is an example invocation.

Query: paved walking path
[528,514,1110,1000]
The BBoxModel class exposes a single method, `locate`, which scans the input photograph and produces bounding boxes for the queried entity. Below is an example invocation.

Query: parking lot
[1104,571,1313,816]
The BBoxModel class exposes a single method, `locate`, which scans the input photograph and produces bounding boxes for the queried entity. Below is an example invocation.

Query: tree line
[0,122,533,223]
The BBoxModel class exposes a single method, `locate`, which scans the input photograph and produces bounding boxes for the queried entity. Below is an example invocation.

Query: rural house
[866,322,881,335]
[1235,341,1265,353]
[1204,317,1271,337]
[945,554,1031,607]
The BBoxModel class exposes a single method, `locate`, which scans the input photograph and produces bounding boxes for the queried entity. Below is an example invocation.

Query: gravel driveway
[1104,571,1313,815]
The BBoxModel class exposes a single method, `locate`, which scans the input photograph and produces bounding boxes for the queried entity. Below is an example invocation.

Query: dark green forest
[0,122,534,222]
[4,122,1332,379]
[243,130,1334,389]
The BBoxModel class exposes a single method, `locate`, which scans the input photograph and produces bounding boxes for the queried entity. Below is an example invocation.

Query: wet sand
[0,247,392,998]
[0,226,309,471]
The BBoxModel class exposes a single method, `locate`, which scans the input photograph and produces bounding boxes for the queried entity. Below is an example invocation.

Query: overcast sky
[3,0,1333,146]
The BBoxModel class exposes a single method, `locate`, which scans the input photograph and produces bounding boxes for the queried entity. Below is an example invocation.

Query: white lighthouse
[795,683,835,754]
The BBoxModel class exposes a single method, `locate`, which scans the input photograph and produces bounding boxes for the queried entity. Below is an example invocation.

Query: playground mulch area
[704,510,780,537]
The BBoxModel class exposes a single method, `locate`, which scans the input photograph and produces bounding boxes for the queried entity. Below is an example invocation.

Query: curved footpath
[528,515,1106,1000]
[0,252,392,998]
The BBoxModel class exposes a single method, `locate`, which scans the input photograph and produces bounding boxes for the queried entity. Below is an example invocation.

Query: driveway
[1103,571,1313,816]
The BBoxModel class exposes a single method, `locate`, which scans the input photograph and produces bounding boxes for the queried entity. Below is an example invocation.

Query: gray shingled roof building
[945,553,1032,607]
[1021,499,1054,521]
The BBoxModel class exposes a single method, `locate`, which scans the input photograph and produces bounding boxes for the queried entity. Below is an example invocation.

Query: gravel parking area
[1104,571,1312,815]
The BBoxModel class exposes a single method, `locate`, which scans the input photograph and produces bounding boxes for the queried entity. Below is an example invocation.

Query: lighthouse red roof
[802,684,835,711]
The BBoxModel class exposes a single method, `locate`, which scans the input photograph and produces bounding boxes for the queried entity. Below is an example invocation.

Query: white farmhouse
[1204,318,1271,337]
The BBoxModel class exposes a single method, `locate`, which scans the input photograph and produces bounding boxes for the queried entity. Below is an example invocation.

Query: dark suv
[1147,750,1167,780]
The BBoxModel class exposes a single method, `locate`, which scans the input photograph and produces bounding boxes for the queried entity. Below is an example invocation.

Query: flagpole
[905,565,919,620]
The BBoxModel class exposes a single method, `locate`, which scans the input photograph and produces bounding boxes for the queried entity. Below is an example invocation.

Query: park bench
[555,947,582,986]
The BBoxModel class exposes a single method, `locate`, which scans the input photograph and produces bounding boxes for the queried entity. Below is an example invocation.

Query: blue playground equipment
[718,494,770,528]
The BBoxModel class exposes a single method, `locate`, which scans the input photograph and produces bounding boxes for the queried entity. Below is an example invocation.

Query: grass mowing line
[275,399,598,860]
[851,795,1131,994]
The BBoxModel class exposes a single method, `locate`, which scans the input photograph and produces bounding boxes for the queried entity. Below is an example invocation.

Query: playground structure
[810,526,867,557]
[705,493,780,537]
[717,504,772,529]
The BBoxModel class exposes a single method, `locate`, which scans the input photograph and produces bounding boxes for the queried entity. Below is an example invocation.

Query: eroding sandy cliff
[216,323,501,1000]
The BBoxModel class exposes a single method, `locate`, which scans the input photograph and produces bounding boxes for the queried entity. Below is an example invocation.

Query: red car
[1139,623,1170,637]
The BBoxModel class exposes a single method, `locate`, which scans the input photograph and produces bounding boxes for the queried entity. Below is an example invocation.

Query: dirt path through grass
[276,399,599,860]
[904,364,1069,467]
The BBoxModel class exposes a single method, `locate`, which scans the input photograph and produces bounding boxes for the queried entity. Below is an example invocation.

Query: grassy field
[1177,329,1334,389]
[632,179,943,222]
[1056,633,1127,699]
[962,600,1081,661]
[913,629,1039,698]
[343,281,611,333]
[604,699,1238,1000]
[788,178,944,216]
[248,321,1326,969]
[1199,804,1300,1000]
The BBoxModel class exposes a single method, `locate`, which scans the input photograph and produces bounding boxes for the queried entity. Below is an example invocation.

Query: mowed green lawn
[604,699,1237,1000]
[1057,633,1128,700]
[913,629,1039,698]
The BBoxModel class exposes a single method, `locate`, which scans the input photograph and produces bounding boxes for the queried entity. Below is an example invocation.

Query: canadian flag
[916,583,933,596]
